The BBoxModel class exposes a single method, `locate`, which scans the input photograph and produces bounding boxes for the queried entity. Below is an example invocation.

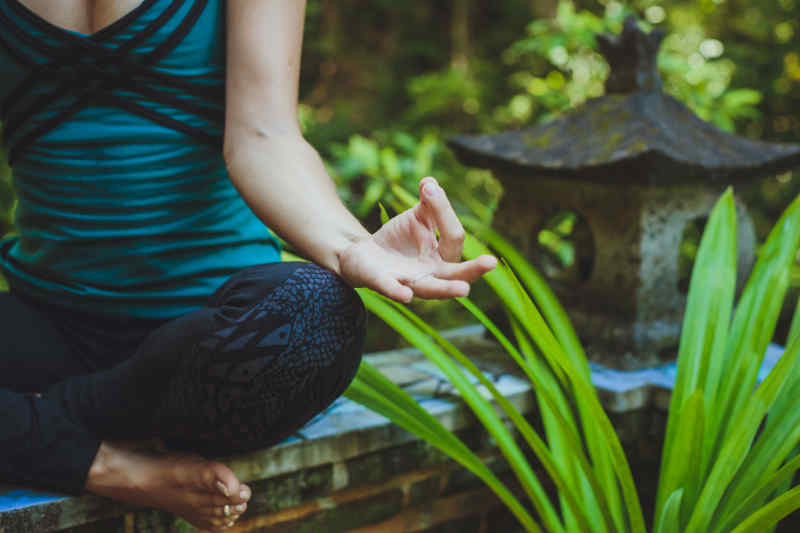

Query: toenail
[227,520,235,527]
[223,504,231,517]
[235,503,246,512]
[239,486,250,500]
[215,481,230,497]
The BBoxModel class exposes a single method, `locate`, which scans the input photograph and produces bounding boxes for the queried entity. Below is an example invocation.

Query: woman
[0,0,496,531]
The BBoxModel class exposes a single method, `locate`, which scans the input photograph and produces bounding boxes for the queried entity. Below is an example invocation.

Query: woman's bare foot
[85,441,251,532]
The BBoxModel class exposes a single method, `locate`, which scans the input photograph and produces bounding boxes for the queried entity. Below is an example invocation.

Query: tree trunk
[451,0,471,73]
[531,0,557,19]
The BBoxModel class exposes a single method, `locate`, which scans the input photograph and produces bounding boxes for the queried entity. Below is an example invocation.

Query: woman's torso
[0,0,281,318]
[10,0,139,36]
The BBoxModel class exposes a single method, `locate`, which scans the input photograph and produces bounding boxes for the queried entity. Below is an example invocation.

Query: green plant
[326,131,501,224]
[345,189,800,532]
[495,2,763,132]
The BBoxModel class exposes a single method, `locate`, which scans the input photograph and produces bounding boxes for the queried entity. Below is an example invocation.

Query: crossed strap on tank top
[0,0,224,164]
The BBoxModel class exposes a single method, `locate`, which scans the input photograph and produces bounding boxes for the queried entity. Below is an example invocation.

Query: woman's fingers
[399,254,496,300]
[435,255,498,282]
[373,274,414,303]
[407,275,470,300]
[417,177,466,262]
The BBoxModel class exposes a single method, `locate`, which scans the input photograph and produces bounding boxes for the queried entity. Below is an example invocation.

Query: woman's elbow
[222,122,303,170]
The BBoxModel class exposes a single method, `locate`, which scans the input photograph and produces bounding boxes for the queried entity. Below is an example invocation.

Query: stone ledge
[0,327,786,532]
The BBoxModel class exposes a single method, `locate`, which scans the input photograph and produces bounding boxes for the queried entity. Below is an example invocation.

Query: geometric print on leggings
[152,264,365,455]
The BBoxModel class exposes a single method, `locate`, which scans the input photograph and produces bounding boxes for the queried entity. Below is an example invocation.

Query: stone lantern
[449,18,800,367]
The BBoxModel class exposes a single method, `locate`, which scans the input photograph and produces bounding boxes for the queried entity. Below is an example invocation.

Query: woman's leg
[0,292,102,493]
[0,292,250,531]
[42,262,364,530]
[50,262,366,454]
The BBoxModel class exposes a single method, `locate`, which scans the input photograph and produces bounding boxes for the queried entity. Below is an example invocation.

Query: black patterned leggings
[0,262,366,494]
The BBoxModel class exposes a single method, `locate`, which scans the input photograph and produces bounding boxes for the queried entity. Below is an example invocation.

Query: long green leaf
[503,313,609,533]
[461,215,589,377]
[655,489,684,533]
[459,297,616,533]
[786,298,800,348]
[462,233,627,530]
[379,292,606,533]
[715,379,800,527]
[730,485,800,533]
[500,260,645,533]
[709,194,800,461]
[713,451,800,533]
[685,333,800,533]
[656,190,737,523]
[359,290,566,533]
[657,390,705,530]
[345,364,540,532]
[462,217,628,531]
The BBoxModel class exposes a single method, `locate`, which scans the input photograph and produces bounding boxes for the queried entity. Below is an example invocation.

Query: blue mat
[0,489,63,512]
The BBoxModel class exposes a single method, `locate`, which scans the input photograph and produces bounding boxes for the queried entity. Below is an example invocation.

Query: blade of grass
[730,485,800,533]
[506,314,607,533]
[492,261,643,532]
[707,194,800,466]
[459,297,615,533]
[660,390,705,529]
[786,298,800,348]
[461,215,589,379]
[685,334,800,533]
[656,190,737,523]
[378,292,607,533]
[715,379,800,525]
[654,489,684,533]
[346,365,541,533]
[713,450,800,533]
[359,290,566,533]
[462,232,624,529]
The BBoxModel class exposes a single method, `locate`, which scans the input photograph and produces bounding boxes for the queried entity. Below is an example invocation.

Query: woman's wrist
[330,230,370,280]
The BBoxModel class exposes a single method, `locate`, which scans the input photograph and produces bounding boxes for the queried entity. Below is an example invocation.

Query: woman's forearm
[223,129,370,276]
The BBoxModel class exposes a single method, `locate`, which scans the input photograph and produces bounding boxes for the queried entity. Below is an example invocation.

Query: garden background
[1,0,798,350]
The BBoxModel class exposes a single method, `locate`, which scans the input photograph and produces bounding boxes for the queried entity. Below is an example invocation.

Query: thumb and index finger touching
[415,177,498,280]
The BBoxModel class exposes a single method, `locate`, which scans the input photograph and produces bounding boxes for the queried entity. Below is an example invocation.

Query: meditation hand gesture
[338,177,497,303]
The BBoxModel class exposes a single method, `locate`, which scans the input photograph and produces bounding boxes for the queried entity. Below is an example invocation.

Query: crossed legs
[0,262,366,531]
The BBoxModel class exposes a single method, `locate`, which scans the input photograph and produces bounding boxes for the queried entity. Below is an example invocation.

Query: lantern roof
[448,17,800,184]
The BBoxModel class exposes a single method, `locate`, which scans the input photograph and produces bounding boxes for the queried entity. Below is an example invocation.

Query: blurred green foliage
[322,128,500,227]
[297,0,798,237]
[497,1,764,131]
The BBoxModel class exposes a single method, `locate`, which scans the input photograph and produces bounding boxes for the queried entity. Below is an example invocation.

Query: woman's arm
[224,0,364,273]
[223,0,495,302]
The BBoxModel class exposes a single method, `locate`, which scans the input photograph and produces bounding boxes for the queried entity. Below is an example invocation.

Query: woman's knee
[286,263,366,373]
[154,263,367,453]
[212,261,366,373]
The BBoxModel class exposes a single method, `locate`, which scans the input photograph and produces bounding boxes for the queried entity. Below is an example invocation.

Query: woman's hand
[337,177,497,303]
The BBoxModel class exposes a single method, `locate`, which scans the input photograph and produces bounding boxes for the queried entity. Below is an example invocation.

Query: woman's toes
[220,482,250,504]
[206,516,238,532]
[210,516,232,528]
[199,500,247,520]
[206,462,239,495]
[217,502,246,518]
[235,483,251,503]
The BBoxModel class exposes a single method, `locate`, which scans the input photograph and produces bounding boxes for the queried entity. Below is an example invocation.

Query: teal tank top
[0,0,282,318]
